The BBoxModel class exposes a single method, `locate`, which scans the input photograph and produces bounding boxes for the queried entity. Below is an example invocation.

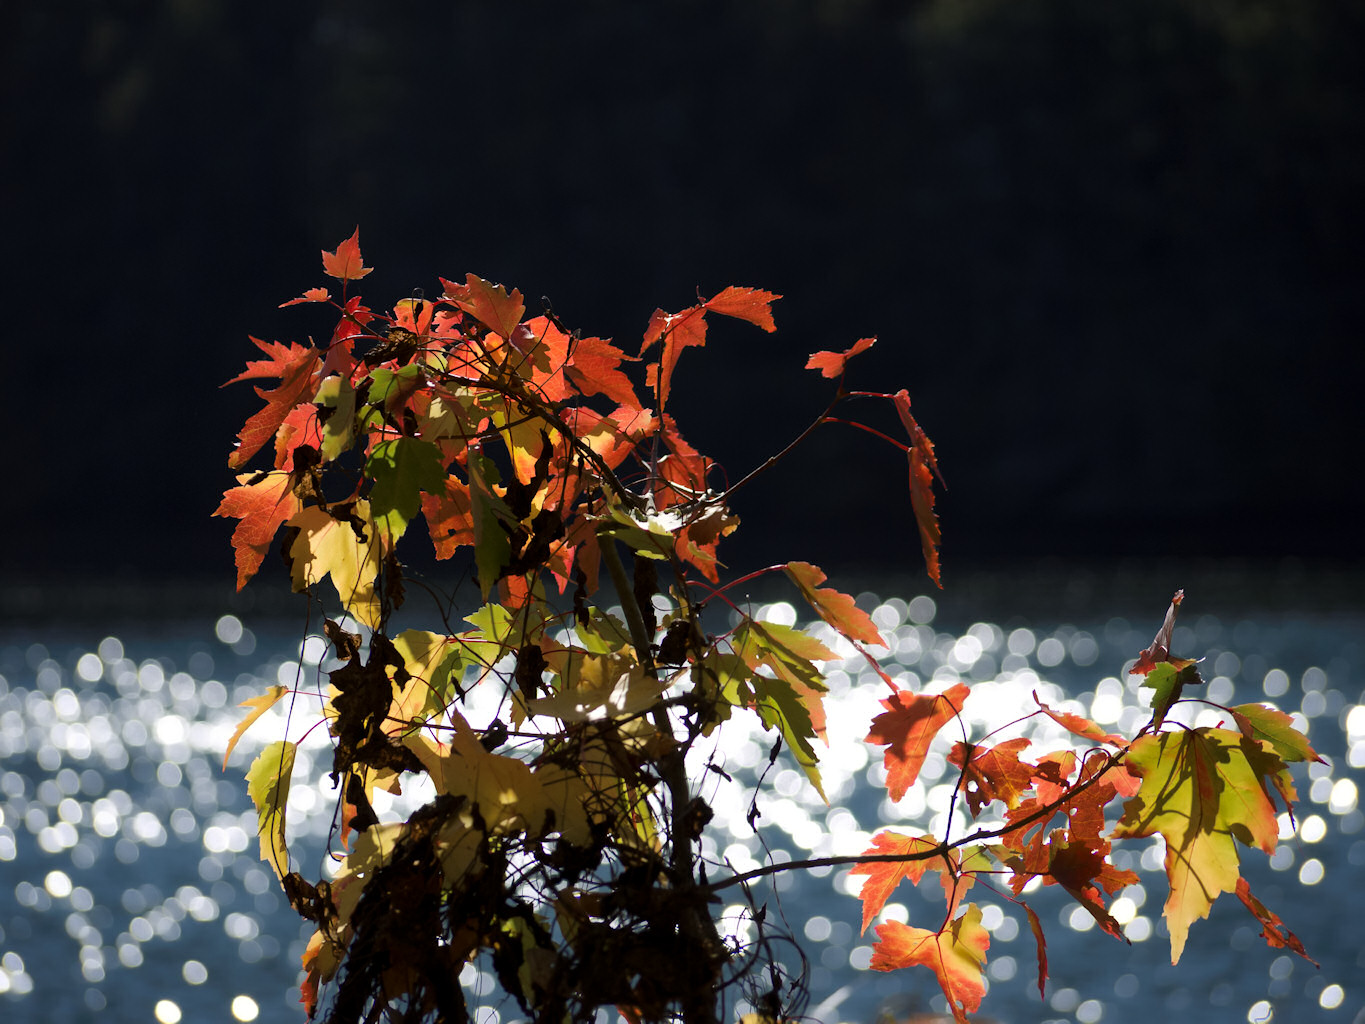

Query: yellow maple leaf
[286,500,382,629]
[1113,727,1284,962]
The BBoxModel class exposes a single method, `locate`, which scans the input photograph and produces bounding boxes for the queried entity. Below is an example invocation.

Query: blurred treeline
[5,0,1361,583]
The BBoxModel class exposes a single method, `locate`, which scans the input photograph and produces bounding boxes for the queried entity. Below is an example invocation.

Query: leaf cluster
[217,231,1322,1024]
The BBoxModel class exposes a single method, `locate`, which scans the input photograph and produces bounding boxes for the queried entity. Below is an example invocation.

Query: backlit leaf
[805,336,876,379]
[225,338,321,469]
[214,470,302,590]
[849,830,944,933]
[867,682,969,802]
[702,286,781,331]
[246,740,297,882]
[444,274,525,341]
[947,738,1036,816]
[366,437,448,548]
[1235,878,1318,965]
[1112,728,1286,962]
[566,335,642,410]
[223,684,287,770]
[313,375,357,461]
[1231,703,1324,764]
[869,905,990,1024]
[286,502,383,629]
[321,227,373,282]
[280,286,332,307]
[784,561,883,646]
[731,620,834,798]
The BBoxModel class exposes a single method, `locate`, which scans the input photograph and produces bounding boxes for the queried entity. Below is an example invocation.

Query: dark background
[5,0,1363,609]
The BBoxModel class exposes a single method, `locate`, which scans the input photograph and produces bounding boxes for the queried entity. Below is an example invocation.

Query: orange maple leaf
[785,561,884,646]
[702,285,781,332]
[869,906,990,1024]
[805,336,877,379]
[320,227,373,282]
[280,286,332,307]
[214,471,302,589]
[850,831,978,935]
[947,738,1036,816]
[866,681,969,801]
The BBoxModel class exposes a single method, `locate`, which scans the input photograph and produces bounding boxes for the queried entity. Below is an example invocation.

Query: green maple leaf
[245,740,297,883]
[366,437,447,546]
[731,620,833,799]
[466,450,514,596]
[314,376,357,461]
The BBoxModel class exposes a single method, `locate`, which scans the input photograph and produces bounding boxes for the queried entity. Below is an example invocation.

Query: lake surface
[1,570,1362,1024]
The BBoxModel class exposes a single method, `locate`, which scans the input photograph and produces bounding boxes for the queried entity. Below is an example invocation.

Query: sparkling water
[1,587,1361,1024]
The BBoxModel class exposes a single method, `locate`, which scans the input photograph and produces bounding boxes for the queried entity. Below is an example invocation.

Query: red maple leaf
[866,681,969,801]
[224,338,321,469]
[321,227,373,282]
[805,336,876,378]
[1235,878,1318,965]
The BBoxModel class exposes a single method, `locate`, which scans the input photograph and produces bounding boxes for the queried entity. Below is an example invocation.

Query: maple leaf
[1047,836,1138,940]
[214,470,302,590]
[313,376,357,462]
[702,285,781,331]
[1022,902,1049,999]
[405,711,559,837]
[641,305,707,410]
[639,287,779,411]
[566,334,642,410]
[443,273,525,341]
[1235,878,1318,965]
[731,620,834,797]
[285,501,383,629]
[420,475,475,559]
[321,227,373,282]
[784,561,884,646]
[225,338,323,469]
[366,437,448,549]
[947,738,1036,816]
[246,740,297,882]
[866,681,969,801]
[805,337,876,379]
[1142,661,1206,726]
[869,905,990,1024]
[849,830,952,934]
[280,286,332,307]
[467,451,515,598]
[223,685,288,770]
[1112,727,1285,963]
[1230,703,1325,765]
[908,447,942,589]
[389,629,467,725]
[1032,694,1129,747]
[889,389,945,588]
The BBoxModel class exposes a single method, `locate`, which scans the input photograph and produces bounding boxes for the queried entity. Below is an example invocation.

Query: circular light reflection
[1318,984,1344,1010]
[154,1000,182,1024]
[231,995,260,1022]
